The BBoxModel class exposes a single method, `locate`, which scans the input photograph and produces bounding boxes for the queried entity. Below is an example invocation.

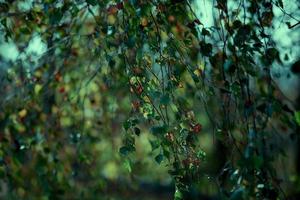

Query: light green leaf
[294,111,300,126]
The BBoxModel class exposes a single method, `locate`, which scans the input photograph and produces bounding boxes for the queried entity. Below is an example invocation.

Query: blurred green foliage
[0,0,300,199]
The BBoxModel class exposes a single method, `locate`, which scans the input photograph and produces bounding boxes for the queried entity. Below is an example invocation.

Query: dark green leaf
[86,0,98,6]
[230,187,244,200]
[201,28,210,36]
[49,9,63,25]
[294,111,300,126]
[123,120,131,131]
[119,146,130,156]
[174,188,183,200]
[134,127,141,136]
[149,140,160,151]
[155,154,163,164]
[234,25,251,46]
[151,125,167,135]
[160,94,170,105]
[200,41,212,56]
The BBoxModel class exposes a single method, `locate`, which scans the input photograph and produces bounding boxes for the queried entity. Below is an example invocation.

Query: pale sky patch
[0,42,19,62]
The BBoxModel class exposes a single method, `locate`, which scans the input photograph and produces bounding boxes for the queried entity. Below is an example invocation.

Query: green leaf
[149,140,160,151]
[199,41,212,56]
[266,48,279,61]
[134,127,141,136]
[20,27,31,34]
[234,25,251,46]
[232,20,242,29]
[160,94,170,105]
[253,155,263,168]
[197,150,206,160]
[86,0,98,6]
[201,28,210,36]
[49,9,63,25]
[163,147,171,159]
[140,4,151,15]
[119,146,130,156]
[126,36,136,48]
[174,187,183,200]
[277,0,284,8]
[131,118,139,126]
[291,59,300,73]
[230,187,244,200]
[155,154,163,164]
[123,120,131,131]
[123,159,132,173]
[151,125,167,135]
[223,59,235,73]
[294,111,300,126]
[149,90,162,100]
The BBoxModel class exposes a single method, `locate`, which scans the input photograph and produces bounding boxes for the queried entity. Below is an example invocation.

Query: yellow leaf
[52,106,59,114]
[108,14,116,25]
[18,109,27,118]
[160,30,169,42]
[193,69,201,77]
[34,70,42,78]
[143,96,151,103]
[34,84,42,94]
[198,61,205,71]
[60,117,72,127]
[141,18,148,27]
[17,187,25,197]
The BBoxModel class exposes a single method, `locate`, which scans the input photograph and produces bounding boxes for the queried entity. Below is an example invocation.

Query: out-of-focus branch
[288,21,300,29]
[0,12,27,18]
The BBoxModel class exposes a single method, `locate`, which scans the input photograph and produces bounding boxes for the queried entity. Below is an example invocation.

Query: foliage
[0,0,299,199]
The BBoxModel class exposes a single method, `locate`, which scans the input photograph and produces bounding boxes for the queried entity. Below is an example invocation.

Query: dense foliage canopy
[0,0,300,199]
